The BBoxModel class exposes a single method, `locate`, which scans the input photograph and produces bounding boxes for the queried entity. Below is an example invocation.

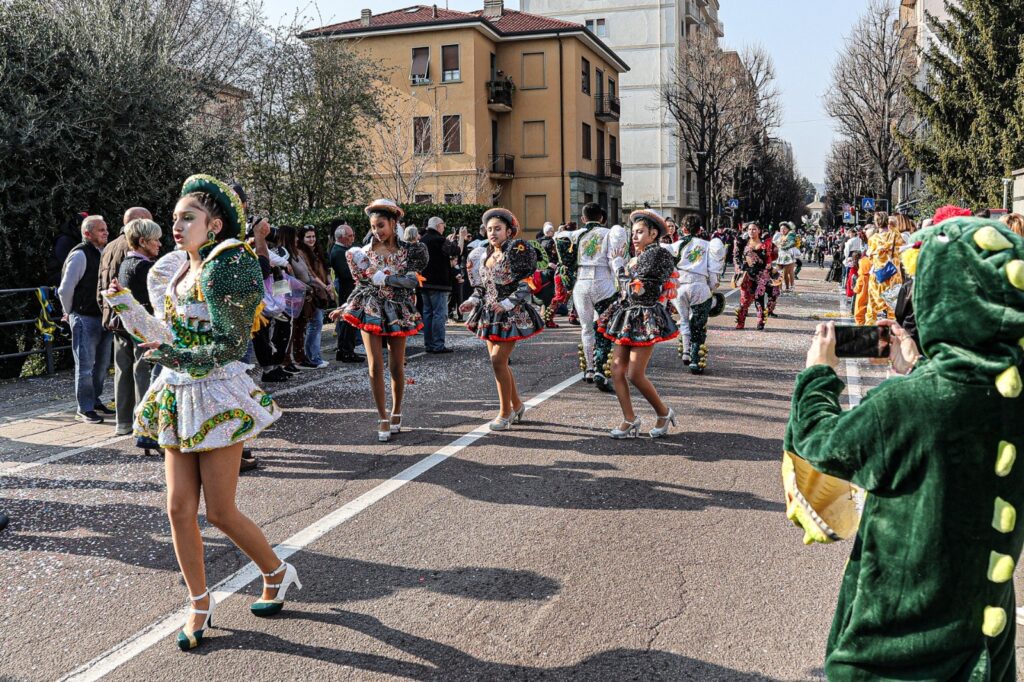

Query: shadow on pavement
[239,551,560,605]
[199,609,784,681]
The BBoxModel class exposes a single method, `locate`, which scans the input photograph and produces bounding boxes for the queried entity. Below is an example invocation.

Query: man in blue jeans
[57,215,114,423]
[419,216,459,353]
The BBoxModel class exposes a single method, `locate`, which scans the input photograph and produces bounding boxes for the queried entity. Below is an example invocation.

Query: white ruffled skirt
[134,361,279,453]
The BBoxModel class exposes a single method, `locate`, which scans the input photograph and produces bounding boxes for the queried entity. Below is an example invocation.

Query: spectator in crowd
[419,216,459,354]
[404,226,420,242]
[47,211,90,285]
[58,215,113,424]
[330,223,361,363]
[277,225,309,371]
[447,226,469,322]
[99,207,153,435]
[297,226,333,369]
[1000,212,1024,237]
[842,227,863,284]
[115,218,161,443]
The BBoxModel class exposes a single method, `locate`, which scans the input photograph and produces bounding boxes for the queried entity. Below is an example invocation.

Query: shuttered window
[442,115,461,154]
[442,45,460,82]
[411,47,430,84]
[413,116,431,155]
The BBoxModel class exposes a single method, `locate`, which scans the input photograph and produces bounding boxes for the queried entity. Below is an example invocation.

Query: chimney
[360,8,371,26]
[483,0,503,19]
[432,4,438,18]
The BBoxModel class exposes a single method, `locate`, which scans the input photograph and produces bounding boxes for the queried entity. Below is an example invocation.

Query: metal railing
[486,80,514,110]
[489,153,516,178]
[595,94,620,121]
[603,159,622,178]
[0,287,69,375]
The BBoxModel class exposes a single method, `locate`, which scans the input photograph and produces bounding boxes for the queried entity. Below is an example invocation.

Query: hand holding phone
[834,324,891,359]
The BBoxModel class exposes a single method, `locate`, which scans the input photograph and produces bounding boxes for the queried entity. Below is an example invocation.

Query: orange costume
[853,257,871,325]
[865,230,904,324]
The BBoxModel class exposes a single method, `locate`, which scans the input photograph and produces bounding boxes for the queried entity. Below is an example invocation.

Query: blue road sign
[861,197,876,212]
[843,211,854,224]
[727,198,740,210]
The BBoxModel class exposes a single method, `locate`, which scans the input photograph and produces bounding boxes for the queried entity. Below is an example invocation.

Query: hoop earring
[206,231,216,242]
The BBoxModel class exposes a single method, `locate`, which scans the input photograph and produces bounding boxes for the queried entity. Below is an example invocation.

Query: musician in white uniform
[554,202,628,391]
[662,218,727,374]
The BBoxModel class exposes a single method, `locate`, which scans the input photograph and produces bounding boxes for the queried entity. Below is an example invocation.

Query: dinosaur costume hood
[913,217,1024,388]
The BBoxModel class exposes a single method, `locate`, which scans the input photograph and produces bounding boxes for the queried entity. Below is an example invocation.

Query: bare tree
[363,87,437,204]
[825,0,916,207]
[663,34,781,222]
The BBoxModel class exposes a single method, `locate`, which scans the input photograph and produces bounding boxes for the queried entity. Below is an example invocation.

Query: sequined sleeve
[101,288,174,346]
[383,241,428,289]
[154,245,263,373]
[554,235,577,289]
[503,239,538,306]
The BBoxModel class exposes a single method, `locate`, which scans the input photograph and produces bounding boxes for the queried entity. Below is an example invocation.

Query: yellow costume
[865,230,903,324]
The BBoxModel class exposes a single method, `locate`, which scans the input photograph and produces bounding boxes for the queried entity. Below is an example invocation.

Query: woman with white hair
[404,225,420,242]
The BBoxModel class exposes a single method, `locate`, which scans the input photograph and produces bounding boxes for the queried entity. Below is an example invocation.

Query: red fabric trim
[597,324,679,347]
[343,313,422,337]
[468,326,543,343]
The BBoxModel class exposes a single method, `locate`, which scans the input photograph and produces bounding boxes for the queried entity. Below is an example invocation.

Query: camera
[246,214,279,242]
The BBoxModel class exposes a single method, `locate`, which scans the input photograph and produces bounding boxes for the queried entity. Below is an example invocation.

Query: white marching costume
[554,222,628,383]
[662,236,727,370]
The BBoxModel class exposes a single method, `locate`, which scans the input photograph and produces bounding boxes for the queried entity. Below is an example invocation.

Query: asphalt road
[1,266,1021,681]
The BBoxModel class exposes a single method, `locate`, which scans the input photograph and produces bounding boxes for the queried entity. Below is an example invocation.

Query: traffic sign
[727,198,740,210]
[843,211,854,224]
[861,197,876,212]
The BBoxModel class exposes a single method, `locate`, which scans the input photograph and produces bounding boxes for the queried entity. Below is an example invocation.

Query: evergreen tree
[902,0,1024,207]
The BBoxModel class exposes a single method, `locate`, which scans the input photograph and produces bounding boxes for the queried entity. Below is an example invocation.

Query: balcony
[600,159,622,180]
[684,0,700,25]
[595,94,620,122]
[486,80,514,112]
[489,154,515,179]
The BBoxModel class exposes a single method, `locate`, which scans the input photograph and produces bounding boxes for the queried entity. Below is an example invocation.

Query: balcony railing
[489,154,515,179]
[599,159,621,179]
[684,0,700,25]
[595,94,620,121]
[486,80,514,112]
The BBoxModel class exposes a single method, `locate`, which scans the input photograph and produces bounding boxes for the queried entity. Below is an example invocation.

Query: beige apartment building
[300,0,629,231]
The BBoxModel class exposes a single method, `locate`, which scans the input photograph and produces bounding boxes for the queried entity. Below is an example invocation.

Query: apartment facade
[522,0,723,221]
[300,1,628,231]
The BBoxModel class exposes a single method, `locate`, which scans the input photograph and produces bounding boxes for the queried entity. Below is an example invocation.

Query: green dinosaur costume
[784,218,1024,680]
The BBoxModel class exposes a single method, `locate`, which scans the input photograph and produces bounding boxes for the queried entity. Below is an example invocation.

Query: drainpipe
[558,33,566,224]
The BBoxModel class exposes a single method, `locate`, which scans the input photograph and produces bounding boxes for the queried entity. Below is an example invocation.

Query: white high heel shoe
[610,417,642,439]
[390,413,402,434]
[177,590,216,650]
[377,419,391,442]
[489,415,511,431]
[649,407,677,438]
[250,561,302,617]
[510,404,526,424]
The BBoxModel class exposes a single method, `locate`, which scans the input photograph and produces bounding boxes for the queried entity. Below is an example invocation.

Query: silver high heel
[610,417,642,439]
[390,413,402,434]
[510,404,526,424]
[489,415,511,431]
[649,407,677,438]
[250,561,302,617]
[176,590,216,650]
[377,419,391,442]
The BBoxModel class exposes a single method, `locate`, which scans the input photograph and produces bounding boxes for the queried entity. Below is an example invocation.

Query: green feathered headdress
[180,174,247,241]
[913,217,1024,395]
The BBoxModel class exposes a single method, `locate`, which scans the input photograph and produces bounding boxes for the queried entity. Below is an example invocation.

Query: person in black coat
[329,222,361,362]
[419,217,460,353]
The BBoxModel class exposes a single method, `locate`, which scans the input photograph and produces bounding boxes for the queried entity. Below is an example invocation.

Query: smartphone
[834,325,891,359]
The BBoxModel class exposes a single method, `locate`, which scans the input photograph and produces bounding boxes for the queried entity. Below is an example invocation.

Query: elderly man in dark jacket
[330,222,362,362]
[419,216,459,353]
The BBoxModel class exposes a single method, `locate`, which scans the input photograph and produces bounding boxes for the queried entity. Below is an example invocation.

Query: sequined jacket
[346,241,429,304]
[619,244,676,307]
[466,238,537,309]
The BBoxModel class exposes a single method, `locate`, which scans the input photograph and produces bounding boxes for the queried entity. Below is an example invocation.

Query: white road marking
[59,371,583,682]
[0,352,425,476]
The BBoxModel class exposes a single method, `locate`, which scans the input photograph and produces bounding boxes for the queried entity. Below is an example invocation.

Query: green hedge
[275,203,495,242]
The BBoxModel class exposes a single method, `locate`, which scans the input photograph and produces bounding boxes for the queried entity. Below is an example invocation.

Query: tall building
[522,0,723,221]
[299,1,629,232]
[896,0,952,208]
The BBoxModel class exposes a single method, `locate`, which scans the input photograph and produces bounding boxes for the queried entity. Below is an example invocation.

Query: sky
[262,0,875,185]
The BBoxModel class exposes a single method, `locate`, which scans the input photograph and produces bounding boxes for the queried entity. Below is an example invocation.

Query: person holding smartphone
[785,216,1024,679]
